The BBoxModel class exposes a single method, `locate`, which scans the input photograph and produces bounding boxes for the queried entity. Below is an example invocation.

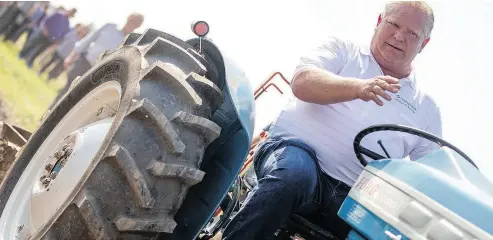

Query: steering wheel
[353,124,478,169]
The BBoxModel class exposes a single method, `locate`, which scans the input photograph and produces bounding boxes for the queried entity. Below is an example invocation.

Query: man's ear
[377,14,383,27]
[419,37,430,53]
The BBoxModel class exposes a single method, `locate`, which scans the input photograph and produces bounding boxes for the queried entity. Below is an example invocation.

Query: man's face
[126,16,144,31]
[67,9,77,18]
[372,5,430,66]
[77,27,89,39]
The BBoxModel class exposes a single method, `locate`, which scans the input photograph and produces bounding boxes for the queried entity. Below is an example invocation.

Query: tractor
[0,22,492,240]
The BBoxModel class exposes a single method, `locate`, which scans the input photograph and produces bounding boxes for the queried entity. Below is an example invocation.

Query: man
[38,24,90,80]
[220,1,441,240]
[18,7,77,67]
[4,2,49,43]
[0,2,20,36]
[0,1,32,40]
[48,13,144,108]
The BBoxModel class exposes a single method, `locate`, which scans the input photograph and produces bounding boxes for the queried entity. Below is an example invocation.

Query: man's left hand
[356,75,401,106]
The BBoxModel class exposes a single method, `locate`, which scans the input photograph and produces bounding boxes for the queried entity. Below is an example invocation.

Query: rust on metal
[254,72,290,100]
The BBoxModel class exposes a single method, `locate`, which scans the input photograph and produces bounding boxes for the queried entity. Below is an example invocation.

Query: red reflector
[193,21,209,37]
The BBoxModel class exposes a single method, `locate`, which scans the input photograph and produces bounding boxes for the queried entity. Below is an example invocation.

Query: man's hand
[63,58,73,69]
[64,51,78,69]
[356,76,401,106]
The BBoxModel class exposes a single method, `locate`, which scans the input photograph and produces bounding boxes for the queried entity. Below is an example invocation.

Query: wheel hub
[39,134,76,189]
[0,81,122,240]
[30,118,113,230]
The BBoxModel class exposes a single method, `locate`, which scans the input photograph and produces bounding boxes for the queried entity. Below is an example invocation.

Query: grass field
[0,36,66,132]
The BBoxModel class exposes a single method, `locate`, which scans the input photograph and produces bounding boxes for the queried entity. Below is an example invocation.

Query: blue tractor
[0,22,491,240]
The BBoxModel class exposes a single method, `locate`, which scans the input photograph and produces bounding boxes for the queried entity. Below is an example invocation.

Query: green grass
[0,37,66,132]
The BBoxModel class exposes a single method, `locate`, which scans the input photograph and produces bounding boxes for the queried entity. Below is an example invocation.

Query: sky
[53,0,493,182]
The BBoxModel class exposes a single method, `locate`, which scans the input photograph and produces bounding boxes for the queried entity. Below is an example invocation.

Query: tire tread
[36,28,224,239]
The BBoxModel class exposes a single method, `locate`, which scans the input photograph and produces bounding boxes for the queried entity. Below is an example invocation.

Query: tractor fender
[187,37,255,141]
[159,38,256,239]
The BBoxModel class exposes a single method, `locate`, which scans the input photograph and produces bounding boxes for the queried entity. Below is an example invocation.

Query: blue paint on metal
[221,54,256,141]
[346,230,367,240]
[164,38,255,240]
[368,148,493,234]
[339,197,409,240]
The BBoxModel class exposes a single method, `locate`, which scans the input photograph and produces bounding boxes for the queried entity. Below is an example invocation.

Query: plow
[0,21,491,240]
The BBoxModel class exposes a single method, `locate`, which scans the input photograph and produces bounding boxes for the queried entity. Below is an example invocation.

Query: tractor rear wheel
[0,29,223,239]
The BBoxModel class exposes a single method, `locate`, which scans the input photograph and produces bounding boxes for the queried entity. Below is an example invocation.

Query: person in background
[16,1,37,18]
[2,2,39,41]
[49,13,144,108]
[0,1,11,11]
[4,2,49,43]
[1,1,34,40]
[19,5,59,57]
[39,24,90,81]
[18,7,77,68]
[37,23,82,74]
[0,2,21,36]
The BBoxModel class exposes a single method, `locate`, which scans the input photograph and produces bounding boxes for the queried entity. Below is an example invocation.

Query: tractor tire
[0,29,223,239]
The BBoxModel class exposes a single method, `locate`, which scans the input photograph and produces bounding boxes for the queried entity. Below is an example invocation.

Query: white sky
[53,0,493,182]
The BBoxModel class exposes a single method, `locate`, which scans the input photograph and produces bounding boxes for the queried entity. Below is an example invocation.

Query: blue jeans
[222,137,352,240]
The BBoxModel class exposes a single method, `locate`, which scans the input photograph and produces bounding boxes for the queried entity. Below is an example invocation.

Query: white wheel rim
[0,81,122,239]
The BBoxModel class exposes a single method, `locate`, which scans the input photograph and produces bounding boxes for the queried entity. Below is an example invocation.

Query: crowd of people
[0,1,144,109]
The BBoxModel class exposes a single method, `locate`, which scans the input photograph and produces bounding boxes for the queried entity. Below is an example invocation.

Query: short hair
[382,1,434,38]
[128,13,144,23]
[68,8,77,15]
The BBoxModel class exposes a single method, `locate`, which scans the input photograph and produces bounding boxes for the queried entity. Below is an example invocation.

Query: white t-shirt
[268,37,442,187]
[73,23,125,66]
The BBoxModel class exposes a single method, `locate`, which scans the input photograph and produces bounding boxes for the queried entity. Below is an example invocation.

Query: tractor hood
[367,147,493,236]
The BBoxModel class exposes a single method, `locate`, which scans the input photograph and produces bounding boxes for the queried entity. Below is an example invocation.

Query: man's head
[39,2,49,10]
[123,13,144,33]
[66,8,77,18]
[370,1,434,76]
[77,25,90,39]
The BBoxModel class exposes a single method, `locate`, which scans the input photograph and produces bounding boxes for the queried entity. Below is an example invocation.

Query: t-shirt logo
[395,94,417,114]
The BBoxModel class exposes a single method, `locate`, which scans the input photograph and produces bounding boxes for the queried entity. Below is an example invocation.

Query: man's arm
[292,68,363,105]
[291,37,400,106]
